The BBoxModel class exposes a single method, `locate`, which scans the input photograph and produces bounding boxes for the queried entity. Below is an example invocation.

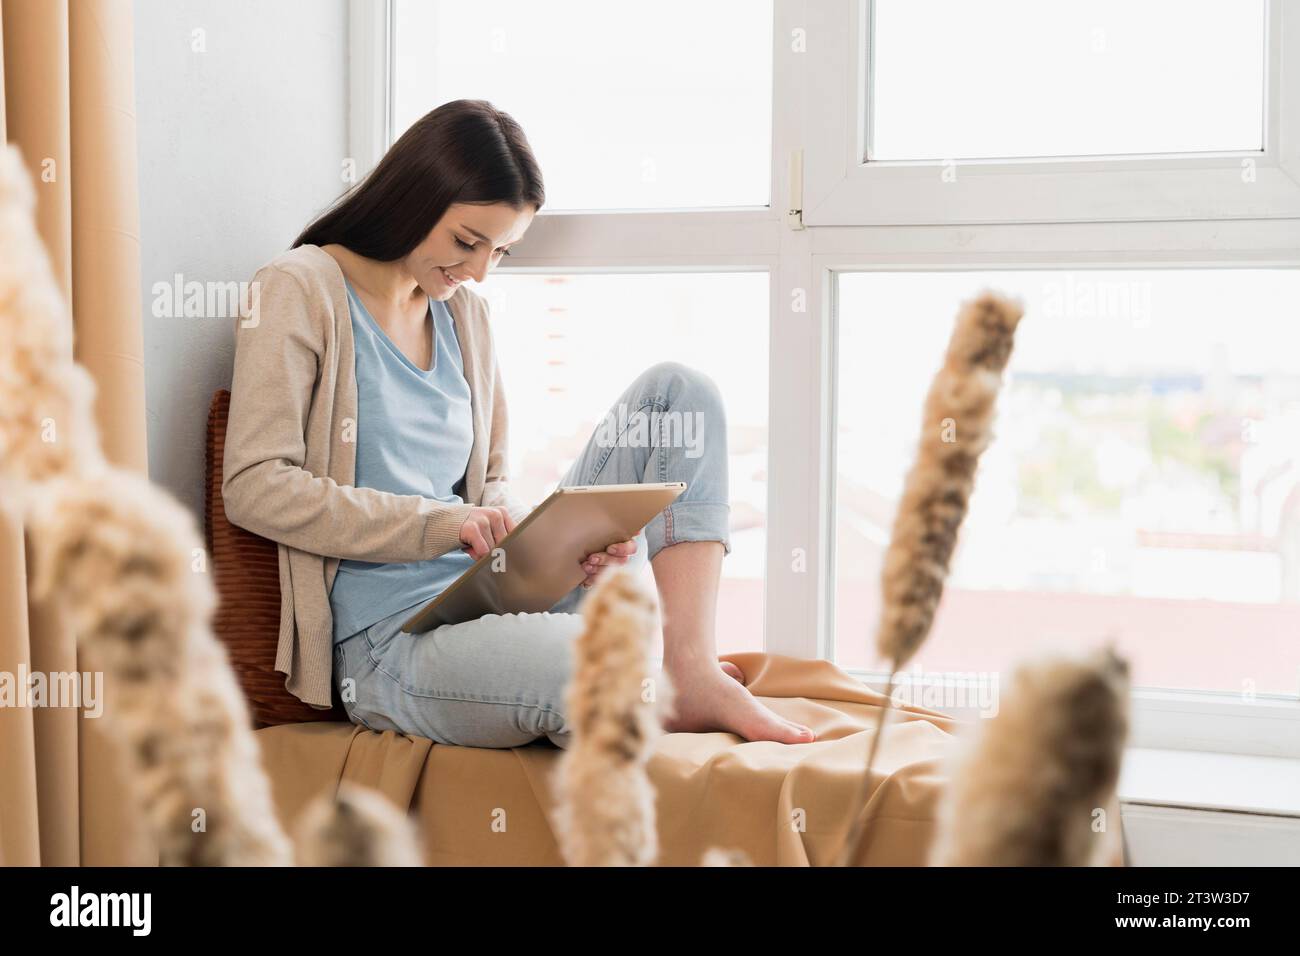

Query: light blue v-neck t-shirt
[329,279,476,642]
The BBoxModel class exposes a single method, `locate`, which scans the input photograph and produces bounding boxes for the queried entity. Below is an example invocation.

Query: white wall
[135,0,348,520]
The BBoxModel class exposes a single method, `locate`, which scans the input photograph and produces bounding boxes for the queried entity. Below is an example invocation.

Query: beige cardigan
[222,244,527,709]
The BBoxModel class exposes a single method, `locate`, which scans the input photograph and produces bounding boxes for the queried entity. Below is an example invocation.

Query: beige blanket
[255,653,963,866]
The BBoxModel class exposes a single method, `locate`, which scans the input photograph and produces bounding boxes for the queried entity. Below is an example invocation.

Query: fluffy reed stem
[553,567,668,867]
[0,144,291,865]
[294,782,423,867]
[929,648,1130,866]
[838,291,1023,867]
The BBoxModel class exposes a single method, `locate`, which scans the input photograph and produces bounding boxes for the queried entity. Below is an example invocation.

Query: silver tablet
[399,481,687,633]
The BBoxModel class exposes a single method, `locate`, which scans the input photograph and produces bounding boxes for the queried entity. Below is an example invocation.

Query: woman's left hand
[580,538,637,588]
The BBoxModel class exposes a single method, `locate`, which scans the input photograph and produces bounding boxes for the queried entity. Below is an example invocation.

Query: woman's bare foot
[664,664,816,744]
[648,540,808,743]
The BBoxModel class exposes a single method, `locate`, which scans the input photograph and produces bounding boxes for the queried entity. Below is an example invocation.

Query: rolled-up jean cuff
[646,501,731,559]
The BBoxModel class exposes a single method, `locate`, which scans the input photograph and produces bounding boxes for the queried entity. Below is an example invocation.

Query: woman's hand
[580,538,637,588]
[459,506,517,560]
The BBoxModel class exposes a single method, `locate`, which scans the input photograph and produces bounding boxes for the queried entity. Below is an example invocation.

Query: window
[869,0,1267,161]
[365,0,1300,756]
[482,272,770,656]
[392,0,773,211]
[833,269,1300,697]
[799,0,1300,224]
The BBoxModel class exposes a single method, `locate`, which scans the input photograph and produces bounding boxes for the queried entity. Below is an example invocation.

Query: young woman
[223,99,815,749]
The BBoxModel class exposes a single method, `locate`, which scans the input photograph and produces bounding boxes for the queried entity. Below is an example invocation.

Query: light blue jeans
[332,362,732,749]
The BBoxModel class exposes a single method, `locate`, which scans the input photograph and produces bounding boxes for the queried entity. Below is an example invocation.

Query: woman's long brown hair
[293,98,545,258]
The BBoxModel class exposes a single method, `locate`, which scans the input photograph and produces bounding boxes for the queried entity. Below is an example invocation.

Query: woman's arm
[222,263,472,562]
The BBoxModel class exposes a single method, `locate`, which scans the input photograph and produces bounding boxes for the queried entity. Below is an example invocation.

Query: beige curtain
[0,0,153,866]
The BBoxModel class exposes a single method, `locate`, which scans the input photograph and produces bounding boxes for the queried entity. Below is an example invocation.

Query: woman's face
[405,201,535,301]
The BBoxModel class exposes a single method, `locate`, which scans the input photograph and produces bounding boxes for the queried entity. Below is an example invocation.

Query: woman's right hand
[458,506,516,560]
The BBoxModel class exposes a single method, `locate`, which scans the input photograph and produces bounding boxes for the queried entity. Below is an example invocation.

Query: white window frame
[348,0,393,180]
[801,0,1300,225]
[817,221,1300,760]
[355,0,1300,759]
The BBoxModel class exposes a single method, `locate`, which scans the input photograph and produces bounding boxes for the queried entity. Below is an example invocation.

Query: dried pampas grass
[294,783,423,867]
[0,142,293,864]
[27,470,292,865]
[553,567,669,867]
[877,291,1023,670]
[929,647,1130,866]
[838,291,1023,866]
[0,146,103,484]
[0,144,307,865]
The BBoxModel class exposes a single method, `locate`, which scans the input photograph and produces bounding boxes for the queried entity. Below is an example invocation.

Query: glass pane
[835,269,1300,696]
[870,0,1267,160]
[481,272,768,655]
[394,0,773,210]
